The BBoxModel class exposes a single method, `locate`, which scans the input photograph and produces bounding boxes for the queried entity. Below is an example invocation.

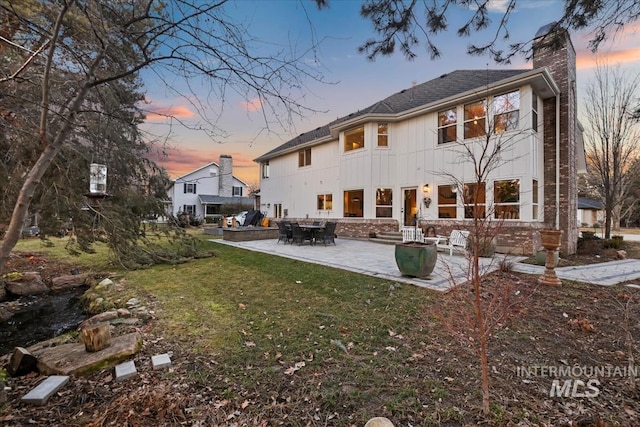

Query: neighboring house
[166,155,252,219]
[578,197,604,227]
[255,23,585,255]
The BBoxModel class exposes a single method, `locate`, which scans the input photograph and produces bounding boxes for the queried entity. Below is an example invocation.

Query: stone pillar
[532,23,579,255]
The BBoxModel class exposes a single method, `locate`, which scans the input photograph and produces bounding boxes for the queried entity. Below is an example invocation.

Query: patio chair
[436,230,470,256]
[320,221,337,245]
[276,221,290,244]
[290,223,313,245]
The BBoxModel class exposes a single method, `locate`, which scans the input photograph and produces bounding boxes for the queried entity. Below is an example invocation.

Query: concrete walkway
[212,238,640,291]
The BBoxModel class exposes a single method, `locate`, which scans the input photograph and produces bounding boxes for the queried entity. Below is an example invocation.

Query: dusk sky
[142,0,640,185]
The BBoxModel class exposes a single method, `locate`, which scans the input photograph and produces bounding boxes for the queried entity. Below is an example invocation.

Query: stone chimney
[219,155,233,197]
[532,23,578,255]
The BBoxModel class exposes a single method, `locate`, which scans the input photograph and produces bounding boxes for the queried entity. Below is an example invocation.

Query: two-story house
[166,155,252,219]
[255,23,585,255]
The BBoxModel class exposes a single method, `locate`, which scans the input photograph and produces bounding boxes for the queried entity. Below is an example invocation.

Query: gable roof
[170,161,249,187]
[255,68,552,162]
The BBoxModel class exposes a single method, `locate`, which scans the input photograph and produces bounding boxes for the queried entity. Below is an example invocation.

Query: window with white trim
[532,179,539,220]
[183,204,196,215]
[463,182,486,219]
[317,194,333,210]
[261,161,270,179]
[298,148,311,167]
[494,179,520,219]
[376,188,393,217]
[438,185,457,219]
[464,100,486,139]
[183,183,196,194]
[493,90,520,133]
[377,123,388,147]
[532,94,538,132]
[345,127,364,152]
[438,108,457,144]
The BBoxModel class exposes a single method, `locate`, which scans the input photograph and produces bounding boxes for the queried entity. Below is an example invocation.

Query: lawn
[2,234,640,426]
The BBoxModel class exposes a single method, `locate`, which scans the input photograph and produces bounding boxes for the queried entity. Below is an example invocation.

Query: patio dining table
[299,224,325,244]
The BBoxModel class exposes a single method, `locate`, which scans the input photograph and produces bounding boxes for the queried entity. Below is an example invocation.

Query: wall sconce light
[423,197,432,208]
[423,184,430,194]
[266,203,270,208]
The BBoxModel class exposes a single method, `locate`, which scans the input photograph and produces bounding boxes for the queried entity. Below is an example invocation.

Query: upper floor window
[377,123,388,147]
[494,179,520,219]
[464,100,486,139]
[345,126,364,152]
[463,182,486,219]
[298,148,311,167]
[532,94,538,132]
[376,188,393,217]
[232,186,243,196]
[317,194,333,210]
[438,184,457,219]
[183,183,196,194]
[438,108,457,144]
[261,161,270,179]
[493,90,520,133]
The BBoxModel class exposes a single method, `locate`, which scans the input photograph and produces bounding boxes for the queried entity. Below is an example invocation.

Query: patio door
[403,188,418,226]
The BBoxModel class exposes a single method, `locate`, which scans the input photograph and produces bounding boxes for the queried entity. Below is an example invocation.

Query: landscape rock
[50,273,89,291]
[7,347,38,377]
[5,272,48,296]
[33,331,143,376]
[0,305,13,322]
[79,310,119,329]
[0,283,6,301]
[365,417,394,427]
[616,250,627,260]
[116,308,131,318]
[96,278,113,288]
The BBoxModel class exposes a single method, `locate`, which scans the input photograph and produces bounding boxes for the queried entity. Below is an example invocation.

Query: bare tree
[315,0,640,62]
[0,0,324,273]
[435,90,533,416]
[582,64,640,238]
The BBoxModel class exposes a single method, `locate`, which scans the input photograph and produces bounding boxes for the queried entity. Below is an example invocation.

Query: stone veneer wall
[219,154,233,198]
[284,218,399,239]
[533,27,579,255]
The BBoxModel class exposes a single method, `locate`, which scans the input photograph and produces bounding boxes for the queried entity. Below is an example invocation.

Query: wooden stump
[81,322,111,352]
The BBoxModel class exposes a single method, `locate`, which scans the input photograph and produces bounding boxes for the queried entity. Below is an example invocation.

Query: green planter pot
[395,242,438,279]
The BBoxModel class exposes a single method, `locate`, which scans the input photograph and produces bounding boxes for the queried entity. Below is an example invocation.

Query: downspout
[555,94,560,230]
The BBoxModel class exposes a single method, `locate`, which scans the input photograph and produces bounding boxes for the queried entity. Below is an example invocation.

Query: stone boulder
[5,272,48,296]
[50,273,89,291]
[0,283,6,301]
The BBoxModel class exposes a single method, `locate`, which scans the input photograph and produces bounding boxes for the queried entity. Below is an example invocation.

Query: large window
[494,179,520,219]
[183,183,196,194]
[344,189,363,217]
[438,108,457,144]
[493,90,520,133]
[376,188,393,217]
[438,185,457,219]
[464,100,486,139]
[298,148,311,167]
[317,194,333,211]
[377,123,388,147]
[261,161,270,179]
[345,127,365,152]
[532,179,539,219]
[463,182,486,218]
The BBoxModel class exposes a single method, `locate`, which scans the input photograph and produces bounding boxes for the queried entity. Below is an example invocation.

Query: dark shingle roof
[199,195,253,205]
[257,69,529,160]
[578,197,603,210]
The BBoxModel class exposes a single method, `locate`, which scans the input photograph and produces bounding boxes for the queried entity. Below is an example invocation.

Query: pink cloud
[148,146,259,184]
[241,98,263,112]
[577,47,640,70]
[144,105,196,121]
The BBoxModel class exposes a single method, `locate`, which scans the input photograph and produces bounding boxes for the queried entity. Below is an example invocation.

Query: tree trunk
[81,323,112,352]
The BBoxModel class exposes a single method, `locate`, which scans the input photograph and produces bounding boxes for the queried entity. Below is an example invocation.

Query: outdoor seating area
[275,221,337,246]
[400,226,470,256]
